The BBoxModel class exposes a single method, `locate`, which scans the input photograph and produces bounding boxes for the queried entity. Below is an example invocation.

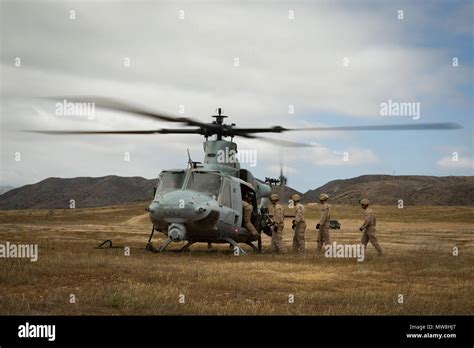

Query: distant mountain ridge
[302,175,474,206]
[0,176,156,210]
[0,175,472,210]
[0,175,302,210]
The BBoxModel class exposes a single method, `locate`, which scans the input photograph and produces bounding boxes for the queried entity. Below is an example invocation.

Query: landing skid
[145,238,173,253]
[145,227,262,254]
[180,241,195,252]
[145,225,159,252]
[180,238,261,254]
[244,234,263,254]
[156,238,173,252]
[223,238,247,255]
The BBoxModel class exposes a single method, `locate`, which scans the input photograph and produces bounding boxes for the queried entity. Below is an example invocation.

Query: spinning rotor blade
[25,128,203,135]
[233,126,288,134]
[241,134,322,147]
[28,128,322,147]
[31,96,463,147]
[231,122,462,135]
[39,96,210,128]
[287,122,463,131]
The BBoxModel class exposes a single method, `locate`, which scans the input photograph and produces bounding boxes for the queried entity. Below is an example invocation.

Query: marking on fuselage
[163,208,181,217]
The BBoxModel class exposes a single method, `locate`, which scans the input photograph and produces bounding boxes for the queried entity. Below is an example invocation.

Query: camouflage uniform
[359,199,383,255]
[242,200,258,238]
[317,201,331,254]
[271,194,287,253]
[292,195,306,253]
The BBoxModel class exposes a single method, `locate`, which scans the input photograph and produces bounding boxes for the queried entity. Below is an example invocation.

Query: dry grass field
[0,203,472,315]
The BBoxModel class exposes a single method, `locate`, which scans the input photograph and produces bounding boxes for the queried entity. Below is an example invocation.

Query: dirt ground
[0,203,472,315]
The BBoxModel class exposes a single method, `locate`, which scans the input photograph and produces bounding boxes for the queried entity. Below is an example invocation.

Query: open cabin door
[218,179,236,227]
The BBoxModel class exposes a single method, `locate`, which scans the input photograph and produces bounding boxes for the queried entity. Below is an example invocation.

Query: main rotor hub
[210,108,232,140]
[212,108,228,125]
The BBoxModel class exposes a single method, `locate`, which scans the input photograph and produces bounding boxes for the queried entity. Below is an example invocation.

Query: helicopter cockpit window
[185,172,222,199]
[155,171,185,197]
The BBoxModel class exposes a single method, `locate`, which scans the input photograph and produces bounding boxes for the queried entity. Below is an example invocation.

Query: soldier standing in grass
[316,193,331,254]
[270,193,287,254]
[359,198,383,256]
[291,194,306,253]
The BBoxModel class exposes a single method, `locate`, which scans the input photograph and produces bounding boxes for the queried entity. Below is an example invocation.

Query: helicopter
[30,96,463,254]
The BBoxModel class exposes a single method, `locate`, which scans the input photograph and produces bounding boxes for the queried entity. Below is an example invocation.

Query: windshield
[185,172,222,198]
[156,171,186,197]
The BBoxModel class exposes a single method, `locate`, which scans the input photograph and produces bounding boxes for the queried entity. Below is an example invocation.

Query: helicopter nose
[147,202,159,214]
[194,205,208,214]
[147,191,220,224]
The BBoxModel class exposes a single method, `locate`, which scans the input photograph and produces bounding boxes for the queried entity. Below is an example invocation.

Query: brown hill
[0,176,157,210]
[302,175,474,205]
[2,175,472,210]
[0,175,302,210]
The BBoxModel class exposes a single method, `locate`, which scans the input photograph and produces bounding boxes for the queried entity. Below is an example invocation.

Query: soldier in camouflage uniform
[292,194,306,253]
[359,198,383,255]
[270,193,287,253]
[242,191,259,239]
[316,193,331,254]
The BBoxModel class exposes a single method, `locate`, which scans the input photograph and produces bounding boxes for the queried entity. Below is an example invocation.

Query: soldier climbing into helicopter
[242,191,259,239]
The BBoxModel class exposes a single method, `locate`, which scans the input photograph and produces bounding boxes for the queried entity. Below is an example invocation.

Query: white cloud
[1,2,470,119]
[437,156,474,170]
[267,164,297,176]
[307,147,379,166]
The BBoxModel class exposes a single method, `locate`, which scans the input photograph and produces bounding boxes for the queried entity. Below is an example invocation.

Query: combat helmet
[319,193,329,201]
